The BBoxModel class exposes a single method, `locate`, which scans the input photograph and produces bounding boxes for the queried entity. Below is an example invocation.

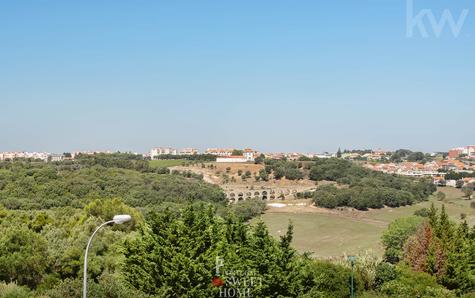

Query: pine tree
[428,203,438,229]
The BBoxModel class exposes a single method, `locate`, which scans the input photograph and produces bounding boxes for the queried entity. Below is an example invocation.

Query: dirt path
[170,166,220,184]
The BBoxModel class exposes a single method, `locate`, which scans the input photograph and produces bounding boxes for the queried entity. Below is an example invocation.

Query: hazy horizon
[0,143,469,155]
[2,1,474,153]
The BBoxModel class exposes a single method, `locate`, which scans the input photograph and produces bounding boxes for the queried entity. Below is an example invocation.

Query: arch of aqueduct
[224,188,310,203]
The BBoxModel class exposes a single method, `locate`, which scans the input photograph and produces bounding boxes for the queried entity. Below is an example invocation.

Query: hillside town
[1,145,474,187]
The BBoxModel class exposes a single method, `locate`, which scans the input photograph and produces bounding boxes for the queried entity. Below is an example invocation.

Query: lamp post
[348,255,356,298]
[83,214,132,298]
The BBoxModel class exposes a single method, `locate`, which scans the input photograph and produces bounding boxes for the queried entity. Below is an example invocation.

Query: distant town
[1,145,474,188]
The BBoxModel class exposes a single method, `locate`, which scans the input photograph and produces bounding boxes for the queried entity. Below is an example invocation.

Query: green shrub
[0,282,32,298]
[230,198,266,220]
[374,262,398,289]
[46,275,150,298]
[308,261,364,297]
[414,207,430,217]
[380,265,455,297]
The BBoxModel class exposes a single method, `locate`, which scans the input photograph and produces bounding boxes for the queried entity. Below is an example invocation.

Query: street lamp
[83,214,132,298]
[348,255,356,298]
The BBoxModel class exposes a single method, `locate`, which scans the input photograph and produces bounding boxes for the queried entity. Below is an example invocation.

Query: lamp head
[112,214,132,224]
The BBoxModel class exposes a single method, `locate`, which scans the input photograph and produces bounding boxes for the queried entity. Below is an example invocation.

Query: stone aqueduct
[224,188,300,203]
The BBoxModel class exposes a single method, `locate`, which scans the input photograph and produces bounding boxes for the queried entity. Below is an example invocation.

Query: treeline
[1,203,466,297]
[309,158,436,210]
[0,198,145,296]
[2,202,357,297]
[380,205,475,296]
[121,205,360,297]
[313,185,416,210]
[74,153,151,172]
[444,170,475,180]
[389,149,433,162]
[0,160,225,210]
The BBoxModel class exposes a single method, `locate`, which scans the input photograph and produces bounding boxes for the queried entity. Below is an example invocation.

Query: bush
[435,191,446,201]
[374,262,398,289]
[333,251,382,290]
[313,185,339,209]
[155,167,170,174]
[46,275,150,298]
[414,208,430,217]
[380,265,455,297]
[462,187,473,198]
[307,261,364,297]
[0,282,32,298]
[230,198,267,220]
[264,160,304,180]
[296,191,314,199]
[258,169,269,181]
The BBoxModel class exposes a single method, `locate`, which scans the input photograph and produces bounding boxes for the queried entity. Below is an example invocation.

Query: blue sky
[1,0,473,153]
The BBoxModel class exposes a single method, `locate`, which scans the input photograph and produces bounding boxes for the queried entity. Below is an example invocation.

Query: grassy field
[149,159,188,168]
[257,212,386,258]
[254,187,473,259]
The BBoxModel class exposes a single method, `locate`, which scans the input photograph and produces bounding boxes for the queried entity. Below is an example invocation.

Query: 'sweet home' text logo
[212,256,263,297]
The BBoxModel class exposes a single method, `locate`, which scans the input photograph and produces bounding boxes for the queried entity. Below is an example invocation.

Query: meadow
[254,187,473,258]
[149,159,188,168]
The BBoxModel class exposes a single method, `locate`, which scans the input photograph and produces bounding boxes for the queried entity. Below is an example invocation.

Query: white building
[150,147,177,159]
[205,148,234,157]
[180,148,198,155]
[71,151,114,159]
[314,154,332,159]
[0,151,49,161]
[468,146,475,158]
[216,156,248,163]
[216,148,257,163]
[27,152,50,161]
[449,145,475,159]
[243,148,257,162]
[49,154,64,162]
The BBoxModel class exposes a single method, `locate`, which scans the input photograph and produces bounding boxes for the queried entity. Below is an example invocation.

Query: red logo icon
[211,276,224,287]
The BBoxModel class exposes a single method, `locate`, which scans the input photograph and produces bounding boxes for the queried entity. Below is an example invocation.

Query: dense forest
[0,158,225,210]
[309,158,436,210]
[0,155,472,297]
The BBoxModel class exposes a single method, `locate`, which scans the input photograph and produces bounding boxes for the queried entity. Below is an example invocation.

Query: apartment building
[150,147,178,159]
[448,145,475,159]
[0,151,49,161]
[179,148,198,155]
